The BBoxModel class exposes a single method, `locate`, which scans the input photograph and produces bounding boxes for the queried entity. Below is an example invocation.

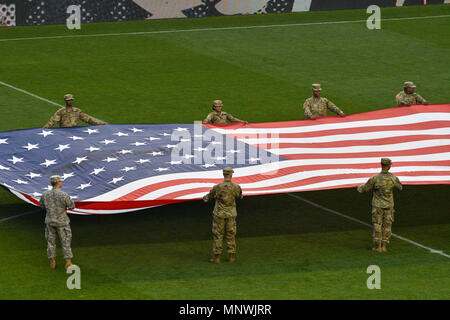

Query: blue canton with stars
[0,124,283,201]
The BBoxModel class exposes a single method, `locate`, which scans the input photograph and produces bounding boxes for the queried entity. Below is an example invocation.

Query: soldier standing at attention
[303,84,345,120]
[203,167,243,264]
[357,158,403,253]
[40,176,76,269]
[396,81,428,106]
[203,100,248,124]
[43,94,106,128]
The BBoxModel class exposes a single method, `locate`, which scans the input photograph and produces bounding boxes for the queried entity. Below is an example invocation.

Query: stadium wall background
[0,0,447,27]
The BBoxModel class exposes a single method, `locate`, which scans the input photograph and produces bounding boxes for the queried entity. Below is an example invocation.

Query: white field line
[0,15,449,43]
[0,81,62,107]
[287,193,450,259]
[0,209,41,223]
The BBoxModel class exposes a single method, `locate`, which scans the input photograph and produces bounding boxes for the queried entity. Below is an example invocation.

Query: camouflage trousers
[45,224,73,259]
[212,215,236,255]
[371,207,394,245]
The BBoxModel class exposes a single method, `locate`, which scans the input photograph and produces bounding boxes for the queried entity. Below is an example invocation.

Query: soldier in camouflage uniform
[43,94,106,128]
[303,84,345,120]
[357,158,403,253]
[396,81,428,107]
[203,167,243,264]
[203,100,248,124]
[40,175,76,269]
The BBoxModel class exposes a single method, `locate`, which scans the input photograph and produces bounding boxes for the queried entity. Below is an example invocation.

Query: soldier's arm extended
[415,94,428,105]
[226,113,244,123]
[65,194,76,210]
[43,111,60,128]
[79,111,105,126]
[236,185,243,200]
[303,100,314,119]
[203,186,217,203]
[394,176,403,191]
[203,113,214,124]
[396,93,408,106]
[357,177,375,193]
[326,99,344,116]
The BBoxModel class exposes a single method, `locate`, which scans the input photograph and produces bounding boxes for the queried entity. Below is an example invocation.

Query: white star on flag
[210,141,222,145]
[249,158,260,162]
[84,129,99,135]
[85,146,101,152]
[0,165,11,170]
[113,132,129,137]
[0,138,8,144]
[37,130,53,138]
[7,156,24,164]
[103,157,118,163]
[183,154,195,159]
[32,192,42,198]
[40,159,57,167]
[180,139,191,142]
[155,168,169,172]
[159,133,171,136]
[168,160,182,165]
[100,139,116,145]
[203,164,216,168]
[54,144,71,152]
[195,147,208,151]
[146,137,160,141]
[215,156,226,161]
[43,185,52,191]
[149,151,164,156]
[227,150,241,154]
[73,156,88,165]
[174,127,188,132]
[77,182,92,190]
[109,177,124,184]
[131,142,147,147]
[130,128,144,133]
[135,159,151,164]
[62,172,75,180]
[22,143,39,151]
[166,144,178,149]
[121,167,136,172]
[69,136,84,141]
[14,179,28,185]
[90,167,106,175]
[117,149,132,155]
[25,172,41,179]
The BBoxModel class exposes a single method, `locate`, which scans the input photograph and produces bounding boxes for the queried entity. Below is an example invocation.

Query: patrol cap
[312,84,322,91]
[213,100,223,107]
[50,175,63,184]
[381,158,392,165]
[64,94,74,101]
[403,81,416,88]
[223,167,234,175]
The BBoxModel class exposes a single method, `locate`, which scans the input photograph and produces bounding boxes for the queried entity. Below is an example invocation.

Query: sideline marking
[287,193,450,258]
[0,15,449,42]
[0,81,62,107]
[0,209,40,224]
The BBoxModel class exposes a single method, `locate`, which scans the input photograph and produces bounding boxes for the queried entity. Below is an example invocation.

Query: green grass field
[0,5,449,299]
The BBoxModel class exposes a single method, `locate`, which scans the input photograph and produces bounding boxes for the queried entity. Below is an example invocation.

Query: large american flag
[0,104,449,215]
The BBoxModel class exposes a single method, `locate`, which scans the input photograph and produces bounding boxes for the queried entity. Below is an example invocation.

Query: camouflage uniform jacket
[357,172,403,208]
[203,181,243,218]
[44,107,105,128]
[40,189,75,226]
[303,96,343,119]
[396,91,427,106]
[203,111,243,124]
